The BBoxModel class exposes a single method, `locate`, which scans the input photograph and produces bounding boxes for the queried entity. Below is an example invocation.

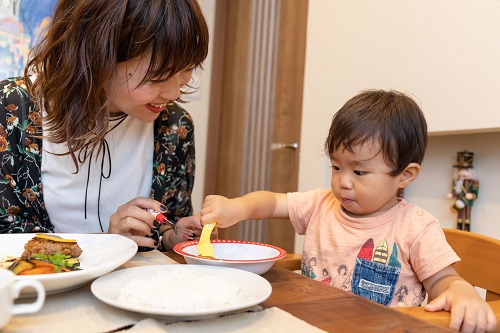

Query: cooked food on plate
[22,234,83,257]
[0,234,83,275]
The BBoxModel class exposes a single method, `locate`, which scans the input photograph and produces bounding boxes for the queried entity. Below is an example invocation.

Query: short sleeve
[409,223,460,281]
[287,188,333,235]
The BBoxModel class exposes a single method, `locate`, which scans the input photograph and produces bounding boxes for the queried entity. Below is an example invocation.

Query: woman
[0,0,211,250]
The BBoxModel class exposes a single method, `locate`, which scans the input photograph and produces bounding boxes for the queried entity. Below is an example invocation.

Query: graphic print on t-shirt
[331,264,350,289]
[303,258,334,285]
[351,238,402,306]
[412,285,426,306]
[320,267,332,285]
[301,252,317,279]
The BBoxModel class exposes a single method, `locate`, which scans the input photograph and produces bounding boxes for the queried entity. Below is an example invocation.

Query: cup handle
[11,280,46,315]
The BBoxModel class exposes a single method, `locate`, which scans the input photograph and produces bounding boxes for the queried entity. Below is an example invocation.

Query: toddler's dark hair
[324,90,427,176]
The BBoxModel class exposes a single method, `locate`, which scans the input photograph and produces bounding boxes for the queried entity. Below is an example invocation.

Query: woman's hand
[108,196,167,248]
[161,212,219,250]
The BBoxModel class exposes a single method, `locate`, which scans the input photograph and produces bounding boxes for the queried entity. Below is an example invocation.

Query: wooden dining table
[164,252,451,333]
[3,249,453,333]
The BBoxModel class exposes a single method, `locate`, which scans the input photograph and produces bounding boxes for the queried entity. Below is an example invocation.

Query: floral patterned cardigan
[0,77,195,238]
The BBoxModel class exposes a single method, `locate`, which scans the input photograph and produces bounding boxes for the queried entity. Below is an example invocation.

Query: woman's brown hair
[325,90,428,176]
[25,0,209,170]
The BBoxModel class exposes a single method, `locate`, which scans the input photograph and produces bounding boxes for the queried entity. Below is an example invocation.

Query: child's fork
[198,222,216,257]
[146,209,194,240]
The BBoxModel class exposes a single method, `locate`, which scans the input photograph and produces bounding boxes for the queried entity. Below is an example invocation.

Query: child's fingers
[200,211,219,225]
[465,310,488,333]
[486,311,497,332]
[423,296,447,312]
[448,304,467,332]
[469,305,498,333]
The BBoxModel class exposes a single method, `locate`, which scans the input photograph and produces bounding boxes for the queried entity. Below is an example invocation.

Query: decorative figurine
[447,151,479,231]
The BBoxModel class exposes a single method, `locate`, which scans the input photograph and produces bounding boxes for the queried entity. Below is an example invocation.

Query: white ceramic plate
[173,240,287,275]
[91,264,272,320]
[0,233,137,296]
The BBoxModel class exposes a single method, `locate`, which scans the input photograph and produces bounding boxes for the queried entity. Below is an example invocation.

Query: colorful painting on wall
[0,0,55,78]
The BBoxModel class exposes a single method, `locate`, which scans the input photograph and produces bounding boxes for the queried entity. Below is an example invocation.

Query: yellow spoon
[198,222,216,258]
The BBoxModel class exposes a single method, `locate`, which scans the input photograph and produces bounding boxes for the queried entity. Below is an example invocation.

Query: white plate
[91,265,272,320]
[0,233,138,296]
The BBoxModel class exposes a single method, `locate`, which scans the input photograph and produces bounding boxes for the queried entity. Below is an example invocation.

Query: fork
[146,209,194,240]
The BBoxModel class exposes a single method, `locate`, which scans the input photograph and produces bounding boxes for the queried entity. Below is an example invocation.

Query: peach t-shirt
[287,188,460,307]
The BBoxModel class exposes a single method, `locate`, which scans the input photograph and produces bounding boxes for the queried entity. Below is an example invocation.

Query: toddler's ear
[399,163,421,188]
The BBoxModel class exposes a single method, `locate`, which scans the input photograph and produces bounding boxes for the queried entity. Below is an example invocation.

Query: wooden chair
[274,228,500,331]
[398,228,500,331]
[440,228,500,302]
[274,252,301,271]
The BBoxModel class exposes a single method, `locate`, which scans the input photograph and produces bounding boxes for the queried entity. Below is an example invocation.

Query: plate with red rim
[173,239,287,275]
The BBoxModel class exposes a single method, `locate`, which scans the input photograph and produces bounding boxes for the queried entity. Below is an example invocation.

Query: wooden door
[204,0,308,253]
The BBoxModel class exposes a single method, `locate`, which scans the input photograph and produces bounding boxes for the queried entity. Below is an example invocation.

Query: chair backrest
[443,228,500,301]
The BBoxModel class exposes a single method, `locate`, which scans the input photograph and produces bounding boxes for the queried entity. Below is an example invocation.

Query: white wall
[303,0,500,134]
[194,1,500,253]
[409,133,500,238]
[297,0,500,251]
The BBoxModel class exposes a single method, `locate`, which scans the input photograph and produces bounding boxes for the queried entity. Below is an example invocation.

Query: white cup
[0,269,45,328]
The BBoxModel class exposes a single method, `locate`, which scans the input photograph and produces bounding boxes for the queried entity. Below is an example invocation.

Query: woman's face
[106,55,194,121]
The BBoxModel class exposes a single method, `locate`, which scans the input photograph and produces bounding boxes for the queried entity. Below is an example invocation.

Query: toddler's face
[329,142,403,218]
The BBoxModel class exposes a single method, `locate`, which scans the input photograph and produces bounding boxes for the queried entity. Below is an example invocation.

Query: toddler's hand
[424,280,497,332]
[200,195,245,228]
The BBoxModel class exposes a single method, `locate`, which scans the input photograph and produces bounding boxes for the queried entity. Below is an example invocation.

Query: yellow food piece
[35,234,77,243]
[9,259,36,274]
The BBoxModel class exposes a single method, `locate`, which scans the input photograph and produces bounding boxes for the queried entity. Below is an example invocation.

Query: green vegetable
[32,252,80,272]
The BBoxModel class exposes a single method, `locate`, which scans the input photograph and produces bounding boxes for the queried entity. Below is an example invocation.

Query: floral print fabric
[0,77,195,237]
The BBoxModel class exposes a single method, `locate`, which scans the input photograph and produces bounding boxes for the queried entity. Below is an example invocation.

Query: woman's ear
[399,163,421,188]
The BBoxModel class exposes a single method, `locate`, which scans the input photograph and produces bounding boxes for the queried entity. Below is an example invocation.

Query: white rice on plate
[119,266,242,310]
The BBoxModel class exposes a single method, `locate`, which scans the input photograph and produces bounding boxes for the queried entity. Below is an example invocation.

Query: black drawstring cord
[83,149,91,219]
[97,138,112,231]
[79,114,127,231]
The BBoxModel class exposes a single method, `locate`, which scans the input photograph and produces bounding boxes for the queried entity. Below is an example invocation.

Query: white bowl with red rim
[173,239,287,275]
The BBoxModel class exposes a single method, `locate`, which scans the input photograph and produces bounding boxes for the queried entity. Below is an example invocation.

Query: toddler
[201,90,496,332]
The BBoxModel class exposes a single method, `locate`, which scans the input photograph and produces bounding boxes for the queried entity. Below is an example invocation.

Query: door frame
[204,0,308,252]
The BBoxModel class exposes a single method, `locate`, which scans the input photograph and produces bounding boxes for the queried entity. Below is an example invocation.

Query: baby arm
[423,265,496,332]
[200,191,289,228]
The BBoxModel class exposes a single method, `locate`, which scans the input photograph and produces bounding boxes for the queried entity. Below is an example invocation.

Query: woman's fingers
[125,233,157,248]
[108,197,168,247]
[118,215,155,236]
